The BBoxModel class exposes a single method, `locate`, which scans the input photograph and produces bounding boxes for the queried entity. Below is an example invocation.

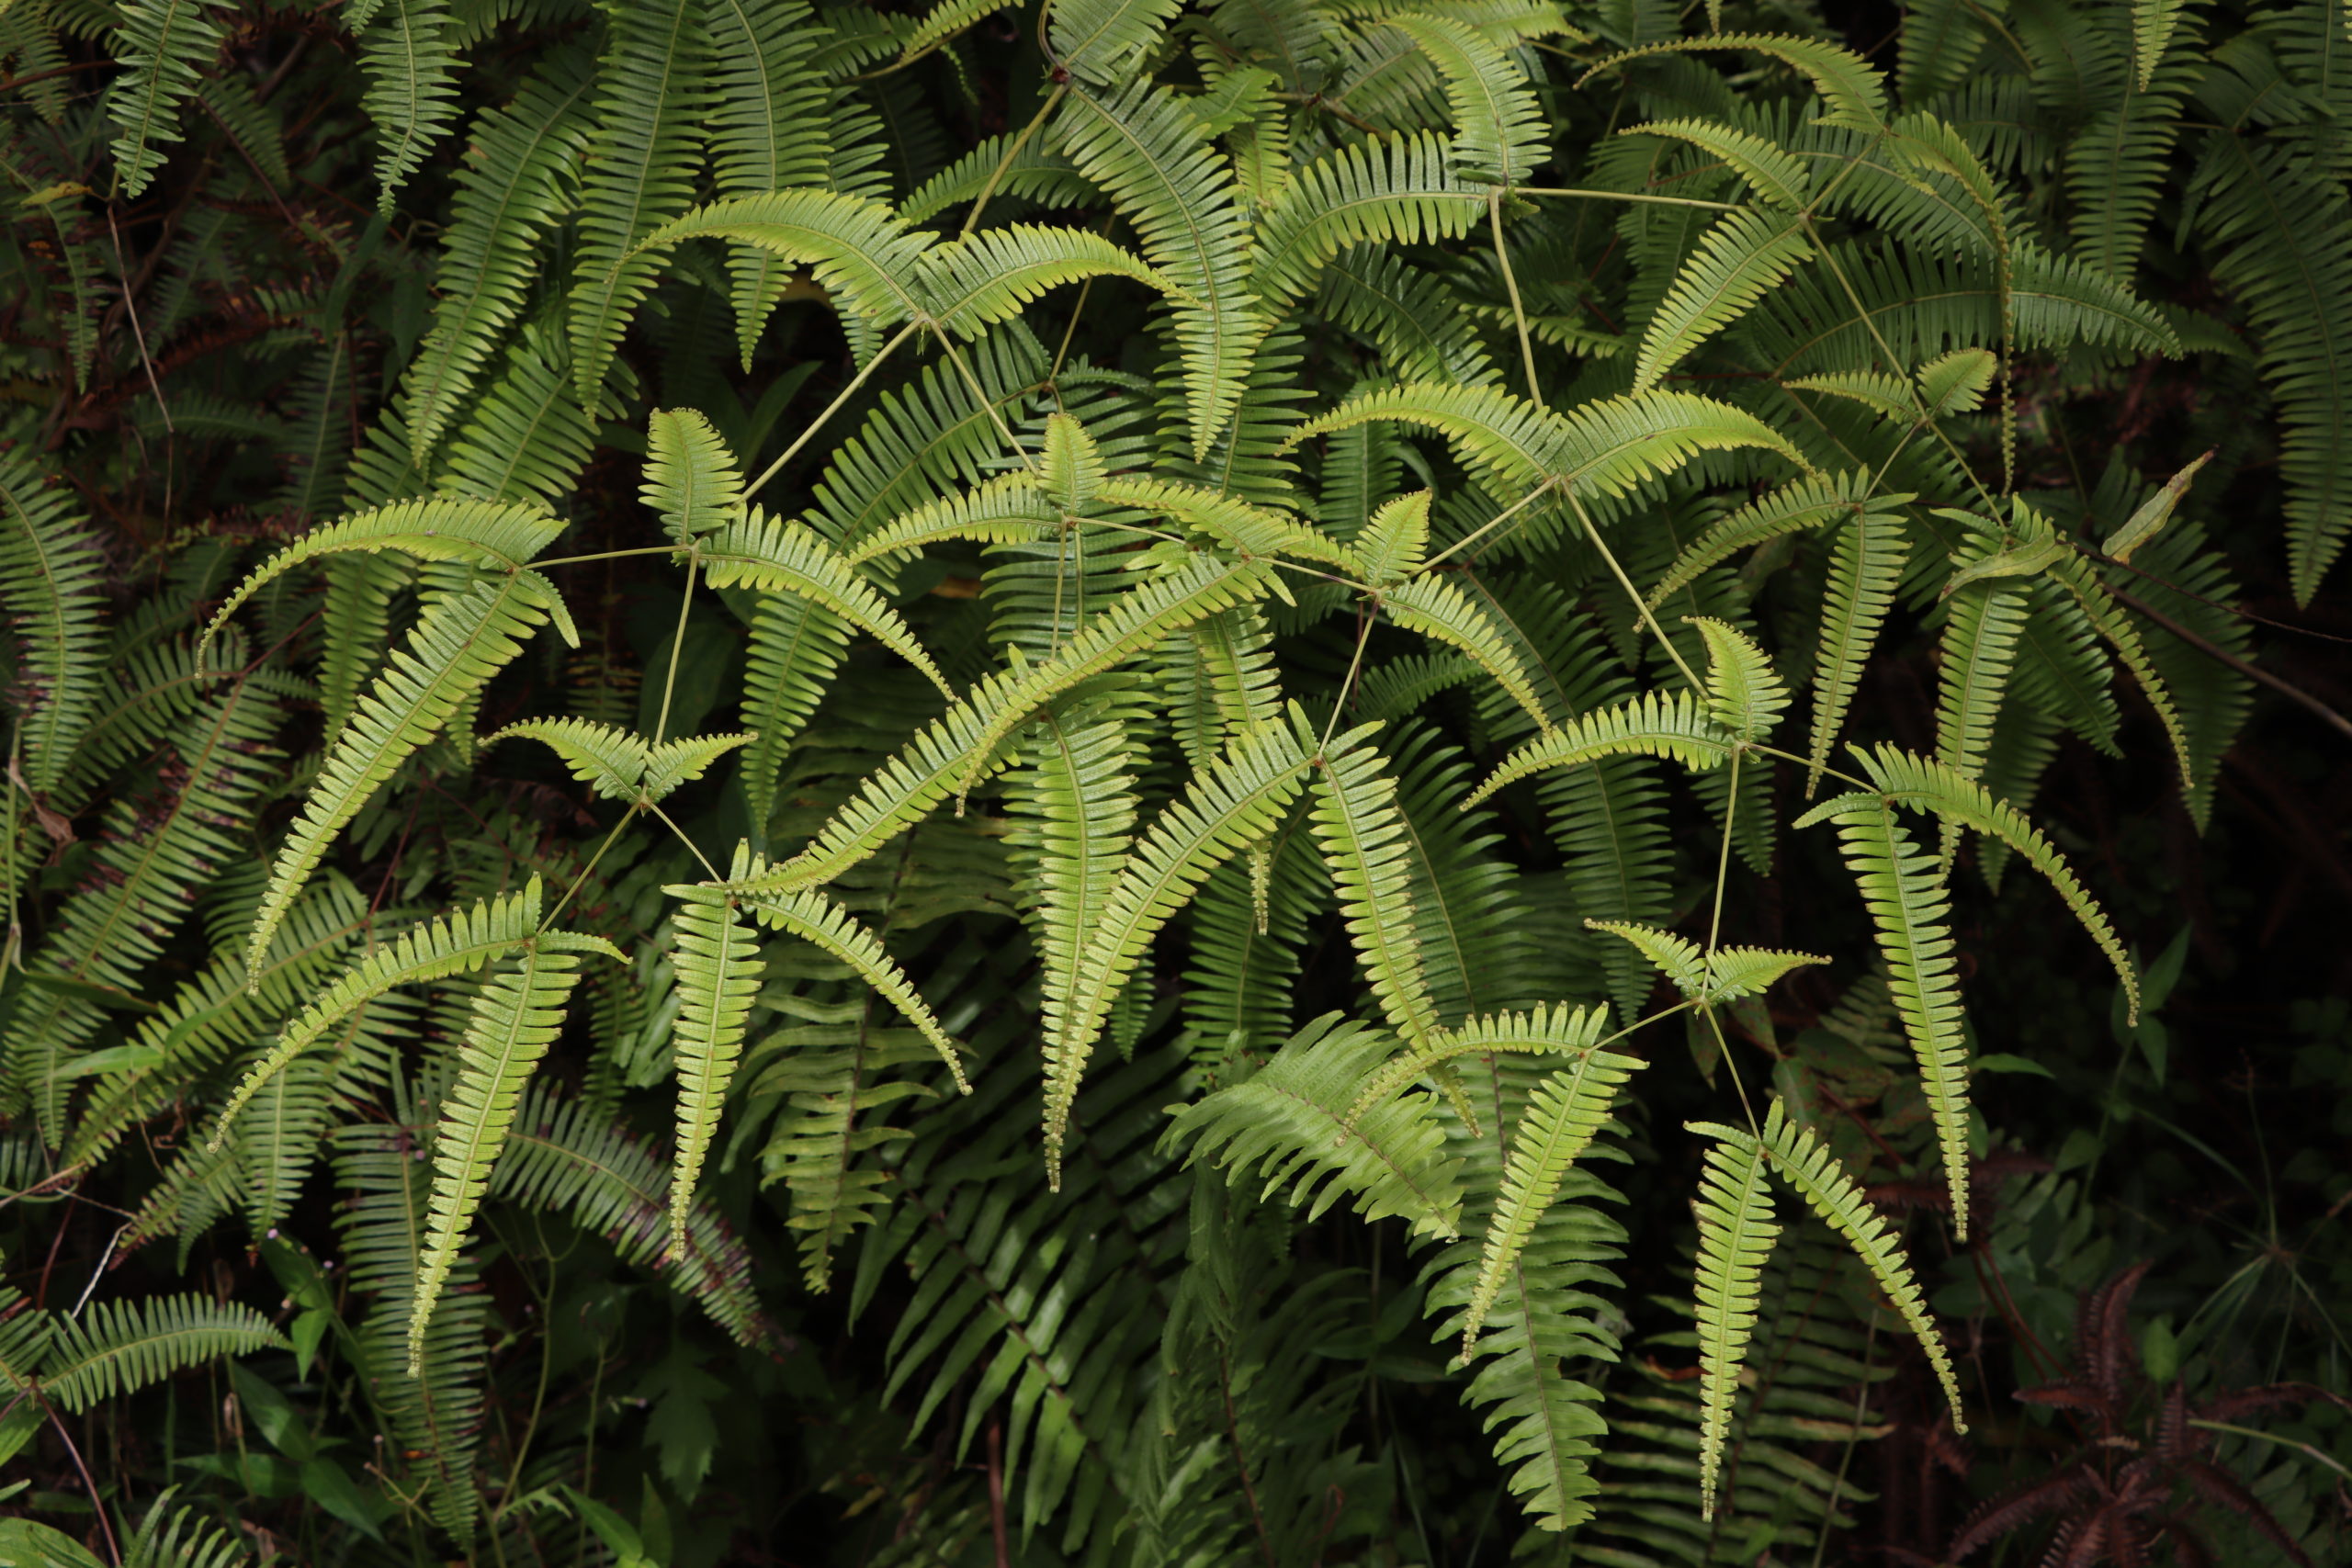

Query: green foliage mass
[0,0,2345,1562]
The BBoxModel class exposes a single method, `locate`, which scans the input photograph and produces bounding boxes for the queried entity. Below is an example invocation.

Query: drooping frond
[2040,546,2195,789]
[1309,727,1441,1046]
[1342,1001,1608,1129]
[1385,14,1549,186]
[1634,207,1814,392]
[1627,118,1812,209]
[210,882,546,1140]
[1045,715,1315,1181]
[1057,80,1260,457]
[359,0,461,209]
[1465,690,1737,808]
[1459,1045,1641,1356]
[729,882,967,1088]
[665,890,761,1254]
[1048,0,1183,85]
[1689,1134,1780,1521]
[1013,706,1138,1062]
[703,0,831,364]
[201,499,565,640]
[697,508,948,693]
[1585,919,1706,998]
[1934,575,2030,798]
[1583,34,1888,134]
[243,576,555,971]
[1841,744,2140,1021]
[0,447,106,793]
[1646,471,1895,607]
[1701,1100,1966,1427]
[1250,133,1482,304]
[412,941,607,1371]
[1168,1013,1464,1238]
[1804,795,1974,1237]
[640,187,930,333]
[1380,575,1552,732]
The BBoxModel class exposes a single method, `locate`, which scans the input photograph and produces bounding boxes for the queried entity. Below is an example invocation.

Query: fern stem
[652,554,698,745]
[537,806,639,937]
[1490,191,1542,405]
[746,321,922,495]
[1571,492,1702,689]
[646,798,720,882]
[528,546,682,570]
[1318,609,1375,752]
[1422,480,1554,570]
[1705,748,1741,957]
[959,83,1068,239]
[1519,186,1740,211]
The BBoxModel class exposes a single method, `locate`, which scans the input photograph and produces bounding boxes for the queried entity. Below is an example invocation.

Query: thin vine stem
[1571,491,1702,689]
[747,321,922,495]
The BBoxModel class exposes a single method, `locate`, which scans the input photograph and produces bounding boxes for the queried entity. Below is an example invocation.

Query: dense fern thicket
[1,0,2347,1562]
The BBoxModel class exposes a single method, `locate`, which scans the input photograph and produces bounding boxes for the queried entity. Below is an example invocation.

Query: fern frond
[1807,504,1909,794]
[1585,918,1706,998]
[666,891,761,1255]
[1048,0,1182,85]
[243,576,554,970]
[730,882,967,1088]
[1702,1100,1966,1427]
[201,499,564,644]
[1934,574,2030,807]
[1095,475,1352,567]
[0,447,106,793]
[1342,1001,1607,1129]
[1045,715,1315,1181]
[1584,34,1888,133]
[1627,118,1811,209]
[642,186,931,333]
[566,0,707,400]
[413,942,607,1371]
[1634,206,1814,391]
[846,473,1064,564]
[1689,615,1789,740]
[1310,727,1442,1046]
[1690,1134,1780,1521]
[644,408,743,542]
[1350,488,1430,585]
[1057,80,1260,457]
[916,224,1173,337]
[704,0,831,365]
[360,0,461,209]
[1840,745,2139,1021]
[1459,1046,1640,1357]
[2041,546,2194,789]
[1465,690,1736,808]
[1168,1013,1464,1238]
[42,1294,285,1413]
[1806,795,1974,1238]
[1386,13,1549,186]
[104,0,221,197]
[1703,945,1830,1001]
[1647,471,1894,608]
[1014,706,1138,1062]
[1379,574,1552,731]
[1250,132,1482,304]
[697,507,949,694]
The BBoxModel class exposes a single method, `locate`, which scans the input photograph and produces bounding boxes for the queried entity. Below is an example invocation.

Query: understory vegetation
[0,0,2346,1562]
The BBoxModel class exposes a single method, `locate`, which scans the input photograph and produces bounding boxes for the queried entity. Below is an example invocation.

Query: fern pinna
[0,0,2338,1559]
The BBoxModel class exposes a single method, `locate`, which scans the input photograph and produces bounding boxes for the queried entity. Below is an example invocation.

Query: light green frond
[697,508,950,694]
[1386,13,1549,186]
[730,882,967,1088]
[642,731,756,798]
[1841,744,2139,1021]
[1310,728,1441,1046]
[1351,489,1431,586]
[0,447,106,793]
[412,942,601,1371]
[1627,118,1811,209]
[641,186,931,333]
[1647,471,1894,609]
[1057,81,1261,458]
[1046,716,1315,1181]
[666,892,761,1254]
[1584,919,1706,998]
[845,474,1063,564]
[894,0,1009,65]
[2041,547,2195,789]
[1041,412,1105,513]
[201,499,564,646]
[243,576,553,972]
[1789,368,1919,423]
[916,224,1174,337]
[643,408,743,542]
[485,719,747,803]
[360,0,461,209]
[1702,945,1829,1001]
[211,883,546,1141]
[1917,346,1998,418]
[1807,796,1974,1238]
[1096,475,1352,566]
[1465,690,1737,808]
[1343,1001,1608,1129]
[1168,1013,1464,1238]
[1634,207,1814,392]
[1458,1046,1640,1356]
[1713,1100,1966,1427]
[1689,615,1788,740]
[1689,1133,1779,1521]
[1807,504,1909,795]
[41,1294,285,1414]
[104,0,221,197]
[1250,132,1482,304]
[1048,0,1182,85]
[1584,34,1887,134]
[1934,576,2030,801]
[1016,707,1138,1056]
[2132,0,2189,89]
[1380,574,1552,732]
